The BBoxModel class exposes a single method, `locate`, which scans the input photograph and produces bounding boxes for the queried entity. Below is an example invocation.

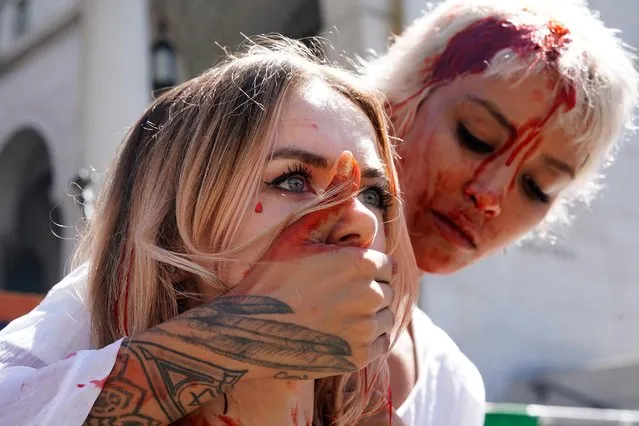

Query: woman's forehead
[274,83,385,171]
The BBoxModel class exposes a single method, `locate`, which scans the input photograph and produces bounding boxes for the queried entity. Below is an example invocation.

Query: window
[13,0,29,39]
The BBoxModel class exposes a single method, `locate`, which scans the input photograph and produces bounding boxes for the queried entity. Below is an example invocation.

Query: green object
[484,412,539,426]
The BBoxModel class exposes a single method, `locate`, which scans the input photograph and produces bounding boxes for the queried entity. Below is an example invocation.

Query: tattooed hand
[84,153,395,424]
[228,151,396,377]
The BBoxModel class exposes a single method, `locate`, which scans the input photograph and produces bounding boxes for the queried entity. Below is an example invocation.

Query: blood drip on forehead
[390,16,574,136]
[426,16,571,86]
[473,81,576,190]
[395,15,576,192]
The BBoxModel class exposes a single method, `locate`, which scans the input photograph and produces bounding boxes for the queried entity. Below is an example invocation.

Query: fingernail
[337,151,354,178]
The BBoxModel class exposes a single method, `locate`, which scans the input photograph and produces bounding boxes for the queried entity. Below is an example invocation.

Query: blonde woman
[0,40,418,425]
[360,0,637,425]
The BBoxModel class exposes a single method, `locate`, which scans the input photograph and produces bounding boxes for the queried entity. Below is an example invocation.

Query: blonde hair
[73,38,417,426]
[364,0,638,235]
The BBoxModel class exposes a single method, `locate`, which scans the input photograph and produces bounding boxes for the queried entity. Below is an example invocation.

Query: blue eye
[359,188,381,207]
[278,175,307,193]
[265,164,313,194]
[358,185,393,211]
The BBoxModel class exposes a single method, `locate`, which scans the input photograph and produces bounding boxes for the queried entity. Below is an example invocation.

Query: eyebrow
[270,147,389,183]
[542,154,575,179]
[466,95,517,139]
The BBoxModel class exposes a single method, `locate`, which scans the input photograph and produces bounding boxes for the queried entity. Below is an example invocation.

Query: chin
[413,245,470,275]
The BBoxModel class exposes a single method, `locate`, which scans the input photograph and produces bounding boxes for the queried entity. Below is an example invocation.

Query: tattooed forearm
[159,295,356,373]
[83,340,246,425]
[84,295,351,424]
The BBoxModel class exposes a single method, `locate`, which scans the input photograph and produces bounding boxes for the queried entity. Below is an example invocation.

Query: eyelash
[360,181,394,211]
[265,163,394,211]
[457,122,495,154]
[264,164,313,191]
[457,122,550,204]
[522,175,550,204]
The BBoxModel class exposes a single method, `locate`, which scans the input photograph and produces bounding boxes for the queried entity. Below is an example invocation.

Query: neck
[178,380,314,426]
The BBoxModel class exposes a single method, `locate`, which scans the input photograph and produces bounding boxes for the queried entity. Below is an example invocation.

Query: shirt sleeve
[0,339,123,426]
[0,264,124,426]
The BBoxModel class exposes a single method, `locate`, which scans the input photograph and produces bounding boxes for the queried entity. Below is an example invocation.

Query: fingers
[369,332,392,362]
[354,250,393,285]
[375,307,394,339]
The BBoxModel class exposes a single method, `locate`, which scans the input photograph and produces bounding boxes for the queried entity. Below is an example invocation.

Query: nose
[464,166,513,218]
[325,198,378,248]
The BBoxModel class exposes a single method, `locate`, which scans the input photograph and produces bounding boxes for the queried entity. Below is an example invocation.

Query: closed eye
[457,122,495,154]
[521,174,550,204]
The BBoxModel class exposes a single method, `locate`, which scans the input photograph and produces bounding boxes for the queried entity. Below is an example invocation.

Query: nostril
[338,234,359,244]
[468,193,478,206]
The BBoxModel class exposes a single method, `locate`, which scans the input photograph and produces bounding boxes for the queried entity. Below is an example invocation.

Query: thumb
[263,151,361,261]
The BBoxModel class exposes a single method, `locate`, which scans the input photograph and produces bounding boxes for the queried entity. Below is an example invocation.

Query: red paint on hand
[216,415,241,426]
[260,151,362,262]
[255,202,263,213]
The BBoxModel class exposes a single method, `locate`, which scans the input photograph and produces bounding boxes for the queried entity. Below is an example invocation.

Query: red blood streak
[426,17,571,87]
[254,202,263,213]
[388,384,393,426]
[90,377,108,389]
[291,402,300,425]
[113,247,133,336]
[473,83,577,191]
[76,383,85,388]
[262,158,361,262]
[391,17,573,139]
[64,351,77,359]
[531,89,544,102]
[216,415,241,426]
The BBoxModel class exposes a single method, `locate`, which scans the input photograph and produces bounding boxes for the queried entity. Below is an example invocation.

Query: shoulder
[0,264,92,366]
[412,307,485,409]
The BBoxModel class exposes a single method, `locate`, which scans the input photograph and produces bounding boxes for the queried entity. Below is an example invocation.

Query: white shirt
[397,308,486,426]
[0,265,122,426]
[0,266,485,426]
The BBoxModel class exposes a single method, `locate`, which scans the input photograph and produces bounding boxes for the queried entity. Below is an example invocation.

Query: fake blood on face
[473,83,576,190]
[392,16,573,137]
[398,15,576,202]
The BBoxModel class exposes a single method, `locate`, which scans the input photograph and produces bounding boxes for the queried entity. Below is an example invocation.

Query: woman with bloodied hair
[0,39,420,425]
[358,0,638,425]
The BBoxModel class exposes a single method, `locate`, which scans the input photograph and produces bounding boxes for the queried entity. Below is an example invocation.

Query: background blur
[0,0,638,418]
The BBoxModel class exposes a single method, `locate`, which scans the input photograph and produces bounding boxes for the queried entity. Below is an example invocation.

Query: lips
[431,210,478,250]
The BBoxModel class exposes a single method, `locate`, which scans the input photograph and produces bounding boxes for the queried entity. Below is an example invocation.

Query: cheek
[401,123,471,213]
[223,195,298,284]
[483,201,549,250]
[369,210,387,252]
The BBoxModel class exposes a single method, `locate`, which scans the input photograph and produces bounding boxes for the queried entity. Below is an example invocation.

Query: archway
[0,128,61,293]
